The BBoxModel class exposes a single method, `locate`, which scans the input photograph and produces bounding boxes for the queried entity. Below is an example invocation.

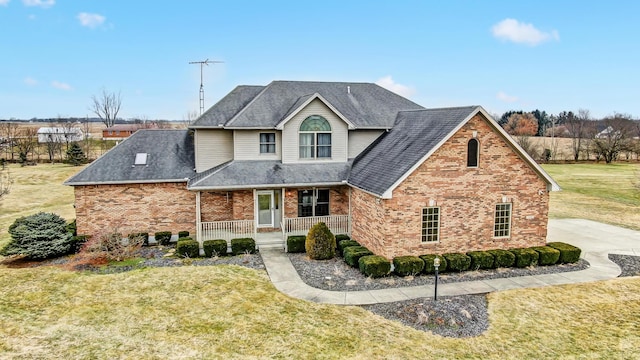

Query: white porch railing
[199,220,255,242]
[282,215,351,238]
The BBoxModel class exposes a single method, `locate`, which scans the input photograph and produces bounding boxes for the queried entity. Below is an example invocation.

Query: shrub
[335,234,350,243]
[286,236,306,253]
[81,227,144,262]
[531,246,561,265]
[129,232,149,246]
[467,251,495,270]
[154,231,172,246]
[305,222,336,260]
[337,240,360,256]
[420,254,447,274]
[231,238,256,255]
[343,246,373,267]
[510,248,540,268]
[443,253,471,272]
[67,219,77,236]
[359,255,391,278]
[487,249,516,268]
[69,235,89,254]
[178,231,190,238]
[0,212,74,260]
[203,239,227,257]
[393,256,425,276]
[176,238,199,258]
[547,242,581,263]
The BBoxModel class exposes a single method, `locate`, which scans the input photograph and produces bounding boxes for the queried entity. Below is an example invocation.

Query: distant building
[37,127,84,143]
[102,125,141,141]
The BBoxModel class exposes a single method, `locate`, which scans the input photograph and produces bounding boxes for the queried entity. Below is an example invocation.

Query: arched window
[299,115,332,159]
[467,138,479,167]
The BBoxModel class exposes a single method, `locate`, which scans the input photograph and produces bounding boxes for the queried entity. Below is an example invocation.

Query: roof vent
[134,153,148,166]
[347,85,351,94]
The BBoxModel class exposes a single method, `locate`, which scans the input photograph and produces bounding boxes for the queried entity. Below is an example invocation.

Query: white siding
[195,129,233,172]
[348,130,384,158]
[234,130,282,160]
[282,99,349,164]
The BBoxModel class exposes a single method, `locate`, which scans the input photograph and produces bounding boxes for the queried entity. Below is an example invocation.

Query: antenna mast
[189,59,223,115]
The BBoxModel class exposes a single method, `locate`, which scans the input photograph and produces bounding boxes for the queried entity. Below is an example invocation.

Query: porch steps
[255,234,285,251]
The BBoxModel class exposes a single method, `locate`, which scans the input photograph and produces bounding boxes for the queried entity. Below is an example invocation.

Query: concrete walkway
[260,219,640,305]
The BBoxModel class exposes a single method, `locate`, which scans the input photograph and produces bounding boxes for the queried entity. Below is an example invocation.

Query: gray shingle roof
[64,130,195,185]
[348,106,480,197]
[192,81,424,129]
[188,160,350,190]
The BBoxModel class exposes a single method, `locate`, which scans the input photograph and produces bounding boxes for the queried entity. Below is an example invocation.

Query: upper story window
[299,115,331,159]
[467,138,479,167]
[259,133,276,154]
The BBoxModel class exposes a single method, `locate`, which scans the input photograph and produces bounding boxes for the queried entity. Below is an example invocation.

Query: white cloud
[375,76,416,98]
[51,81,72,90]
[77,12,106,28]
[22,0,54,8]
[491,18,559,46]
[0,0,10,7]
[496,91,518,103]
[24,77,38,86]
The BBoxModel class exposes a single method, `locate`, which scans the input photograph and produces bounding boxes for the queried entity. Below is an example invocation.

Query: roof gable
[274,93,355,130]
[190,85,265,128]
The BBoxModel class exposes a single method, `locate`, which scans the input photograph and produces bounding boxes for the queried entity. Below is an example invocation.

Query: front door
[257,190,274,227]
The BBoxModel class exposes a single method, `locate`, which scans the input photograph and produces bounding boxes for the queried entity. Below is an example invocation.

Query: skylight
[134,153,148,166]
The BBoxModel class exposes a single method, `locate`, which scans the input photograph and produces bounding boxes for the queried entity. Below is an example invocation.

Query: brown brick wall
[232,190,254,220]
[283,186,350,218]
[74,182,196,238]
[200,191,233,222]
[351,114,549,259]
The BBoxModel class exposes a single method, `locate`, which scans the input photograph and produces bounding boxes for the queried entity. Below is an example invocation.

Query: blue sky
[1,1,639,120]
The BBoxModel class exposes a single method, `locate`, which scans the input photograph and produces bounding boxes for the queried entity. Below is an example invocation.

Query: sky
[1,0,639,121]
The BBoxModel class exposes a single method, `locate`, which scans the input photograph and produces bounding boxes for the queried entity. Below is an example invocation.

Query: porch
[197,215,351,250]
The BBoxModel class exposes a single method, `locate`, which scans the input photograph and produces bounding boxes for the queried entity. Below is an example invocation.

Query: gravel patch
[288,253,589,291]
[608,254,640,277]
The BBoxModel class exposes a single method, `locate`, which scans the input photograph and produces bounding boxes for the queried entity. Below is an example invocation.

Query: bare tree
[566,109,589,161]
[91,89,122,128]
[44,121,62,163]
[0,161,12,199]
[592,113,633,163]
[82,117,92,160]
[0,122,20,161]
[181,110,199,129]
[14,127,38,165]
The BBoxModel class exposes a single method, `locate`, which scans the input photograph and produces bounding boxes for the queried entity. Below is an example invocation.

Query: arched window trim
[467,138,479,167]
[299,115,332,159]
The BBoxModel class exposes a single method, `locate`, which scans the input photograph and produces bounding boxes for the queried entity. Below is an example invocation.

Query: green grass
[543,163,640,230]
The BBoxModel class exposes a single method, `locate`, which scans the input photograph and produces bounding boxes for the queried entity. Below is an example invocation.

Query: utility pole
[189,59,223,115]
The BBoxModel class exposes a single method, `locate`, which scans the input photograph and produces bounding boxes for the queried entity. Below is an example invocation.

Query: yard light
[433,257,440,301]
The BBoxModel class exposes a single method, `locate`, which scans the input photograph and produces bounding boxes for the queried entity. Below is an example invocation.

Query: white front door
[256,190,274,227]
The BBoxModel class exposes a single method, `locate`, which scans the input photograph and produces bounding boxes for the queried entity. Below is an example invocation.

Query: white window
[421,207,440,242]
[259,133,276,154]
[494,203,512,237]
[299,115,331,159]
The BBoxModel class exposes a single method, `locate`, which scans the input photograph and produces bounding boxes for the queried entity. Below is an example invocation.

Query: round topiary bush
[305,222,336,260]
[1,212,74,260]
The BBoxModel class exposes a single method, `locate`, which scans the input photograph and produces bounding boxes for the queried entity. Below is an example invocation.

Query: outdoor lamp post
[433,257,440,301]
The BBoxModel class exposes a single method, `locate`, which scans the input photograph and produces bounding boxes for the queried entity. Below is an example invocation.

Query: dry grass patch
[543,163,640,230]
[0,265,639,359]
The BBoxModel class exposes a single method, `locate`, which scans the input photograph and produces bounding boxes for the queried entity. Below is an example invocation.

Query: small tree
[91,88,122,128]
[0,162,12,199]
[504,112,539,156]
[66,143,86,166]
[305,222,336,260]
[1,212,73,259]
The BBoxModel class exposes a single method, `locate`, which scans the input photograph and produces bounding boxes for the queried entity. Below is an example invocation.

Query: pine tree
[66,143,86,166]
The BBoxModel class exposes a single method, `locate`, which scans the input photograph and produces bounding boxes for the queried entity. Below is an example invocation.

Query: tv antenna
[189,59,223,115]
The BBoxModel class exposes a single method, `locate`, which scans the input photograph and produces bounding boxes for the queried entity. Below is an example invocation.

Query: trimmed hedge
[178,231,190,238]
[393,256,425,276]
[231,238,256,255]
[420,254,447,274]
[443,253,471,272]
[487,249,516,268]
[547,242,581,263]
[203,239,227,257]
[510,248,540,268]
[287,236,306,253]
[335,234,351,243]
[154,231,172,246]
[337,240,360,256]
[343,246,373,267]
[359,255,391,278]
[305,222,336,260]
[531,246,561,266]
[176,238,199,258]
[128,232,149,246]
[467,251,495,270]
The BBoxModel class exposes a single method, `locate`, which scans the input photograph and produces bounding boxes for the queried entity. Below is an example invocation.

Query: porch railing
[282,215,351,238]
[199,220,255,242]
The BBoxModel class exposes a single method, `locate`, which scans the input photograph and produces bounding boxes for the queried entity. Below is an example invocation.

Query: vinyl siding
[348,130,384,158]
[234,130,282,160]
[195,129,233,172]
[282,99,348,164]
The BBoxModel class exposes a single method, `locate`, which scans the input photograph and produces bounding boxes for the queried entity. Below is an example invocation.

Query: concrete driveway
[548,219,640,255]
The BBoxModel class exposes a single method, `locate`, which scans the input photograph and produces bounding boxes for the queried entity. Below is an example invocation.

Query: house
[102,124,142,141]
[65,81,559,259]
[37,127,84,143]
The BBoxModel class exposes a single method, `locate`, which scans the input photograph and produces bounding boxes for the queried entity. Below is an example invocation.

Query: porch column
[196,191,201,243]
